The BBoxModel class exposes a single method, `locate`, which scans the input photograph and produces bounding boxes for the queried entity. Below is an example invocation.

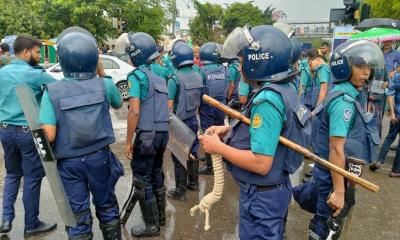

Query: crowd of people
[0,22,396,240]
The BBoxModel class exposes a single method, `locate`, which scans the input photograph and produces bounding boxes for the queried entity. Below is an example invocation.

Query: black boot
[24,221,57,238]
[187,159,199,190]
[131,197,160,237]
[0,220,11,233]
[100,219,121,240]
[154,187,166,226]
[199,154,213,175]
[167,159,187,200]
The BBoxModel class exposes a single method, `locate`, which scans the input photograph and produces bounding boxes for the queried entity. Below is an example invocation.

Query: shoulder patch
[344,109,353,122]
[343,94,355,103]
[252,113,262,128]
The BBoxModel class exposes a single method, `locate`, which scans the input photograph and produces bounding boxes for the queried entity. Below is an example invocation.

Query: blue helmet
[170,41,194,68]
[240,25,295,82]
[290,36,302,64]
[199,42,221,64]
[330,40,385,83]
[57,27,98,80]
[125,32,159,67]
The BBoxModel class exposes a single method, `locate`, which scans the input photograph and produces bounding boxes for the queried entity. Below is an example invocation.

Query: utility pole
[171,0,177,36]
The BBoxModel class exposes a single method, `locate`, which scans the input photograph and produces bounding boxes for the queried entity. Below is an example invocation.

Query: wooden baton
[202,94,379,193]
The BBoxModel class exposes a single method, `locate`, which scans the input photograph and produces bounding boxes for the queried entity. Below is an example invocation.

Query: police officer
[166,41,203,200]
[303,48,331,112]
[227,57,241,109]
[199,25,311,239]
[198,42,233,175]
[125,32,169,237]
[307,40,384,239]
[0,35,57,236]
[39,28,123,240]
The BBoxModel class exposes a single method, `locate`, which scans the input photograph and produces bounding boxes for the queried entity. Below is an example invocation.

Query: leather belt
[256,183,283,192]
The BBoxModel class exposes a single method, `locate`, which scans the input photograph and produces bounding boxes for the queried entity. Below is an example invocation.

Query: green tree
[221,3,265,34]
[364,0,400,19]
[35,0,123,41]
[262,5,276,25]
[120,0,167,41]
[0,0,46,38]
[189,1,223,45]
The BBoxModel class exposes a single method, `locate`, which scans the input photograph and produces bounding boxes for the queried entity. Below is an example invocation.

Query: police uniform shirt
[0,59,56,126]
[238,77,250,97]
[39,76,122,125]
[313,63,331,87]
[228,62,240,83]
[128,67,150,100]
[327,81,359,137]
[384,49,400,73]
[149,62,171,81]
[167,66,204,112]
[299,58,312,91]
[250,82,287,156]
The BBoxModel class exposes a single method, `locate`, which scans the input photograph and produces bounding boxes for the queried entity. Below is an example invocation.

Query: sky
[200,0,346,23]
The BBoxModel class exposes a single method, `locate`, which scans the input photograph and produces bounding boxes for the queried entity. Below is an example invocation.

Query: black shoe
[0,220,11,233]
[167,188,187,201]
[369,162,381,172]
[198,165,213,175]
[187,159,199,191]
[154,187,166,226]
[100,219,121,240]
[24,221,57,237]
[131,198,160,237]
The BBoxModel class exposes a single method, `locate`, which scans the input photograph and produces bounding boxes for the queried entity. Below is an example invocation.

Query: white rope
[190,154,224,231]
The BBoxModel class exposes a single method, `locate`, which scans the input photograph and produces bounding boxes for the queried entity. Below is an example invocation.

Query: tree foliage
[221,3,265,34]
[0,0,167,43]
[121,0,167,41]
[189,1,223,45]
[364,0,400,19]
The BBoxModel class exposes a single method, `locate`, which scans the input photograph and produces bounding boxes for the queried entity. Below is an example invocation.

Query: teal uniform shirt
[228,62,240,83]
[327,81,359,137]
[250,82,289,157]
[0,59,56,126]
[239,78,250,97]
[299,58,311,91]
[313,63,331,86]
[161,54,175,75]
[39,76,122,125]
[168,65,205,112]
[149,62,170,81]
[128,66,149,100]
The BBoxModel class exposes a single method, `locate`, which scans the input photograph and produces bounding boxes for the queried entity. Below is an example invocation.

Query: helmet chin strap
[242,24,260,51]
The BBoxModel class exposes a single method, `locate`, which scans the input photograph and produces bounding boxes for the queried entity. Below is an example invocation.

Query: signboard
[332,26,358,50]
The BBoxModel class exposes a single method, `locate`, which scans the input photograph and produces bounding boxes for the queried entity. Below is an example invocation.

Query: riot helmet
[57,27,98,80]
[124,32,159,67]
[330,40,385,83]
[170,41,194,68]
[222,24,295,82]
[290,36,302,64]
[199,42,222,64]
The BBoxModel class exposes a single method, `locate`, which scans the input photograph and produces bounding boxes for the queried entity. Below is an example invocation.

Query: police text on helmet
[248,52,270,61]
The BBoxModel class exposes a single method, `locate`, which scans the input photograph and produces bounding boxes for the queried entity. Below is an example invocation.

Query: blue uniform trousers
[237,179,292,240]
[199,102,226,132]
[311,165,334,239]
[58,149,120,238]
[0,126,45,230]
[131,131,168,201]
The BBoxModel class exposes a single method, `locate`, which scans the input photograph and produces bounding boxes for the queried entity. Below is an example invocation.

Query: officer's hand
[390,113,398,124]
[198,133,223,154]
[126,144,134,160]
[204,126,231,139]
[327,191,344,217]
